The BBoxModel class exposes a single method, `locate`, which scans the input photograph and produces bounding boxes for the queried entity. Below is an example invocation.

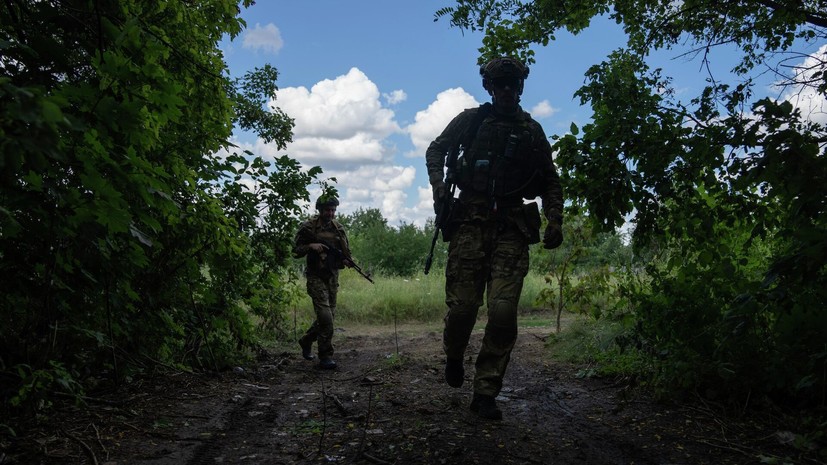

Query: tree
[438,0,827,406]
[1,0,317,411]
[343,208,434,277]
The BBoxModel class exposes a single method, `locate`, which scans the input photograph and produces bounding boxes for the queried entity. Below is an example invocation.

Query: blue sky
[219,1,826,227]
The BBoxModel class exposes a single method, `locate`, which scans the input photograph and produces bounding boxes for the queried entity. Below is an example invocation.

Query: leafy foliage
[1,0,318,413]
[339,208,439,277]
[438,0,827,408]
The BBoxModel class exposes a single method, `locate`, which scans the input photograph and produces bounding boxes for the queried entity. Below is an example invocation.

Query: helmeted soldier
[425,56,564,419]
[292,195,353,369]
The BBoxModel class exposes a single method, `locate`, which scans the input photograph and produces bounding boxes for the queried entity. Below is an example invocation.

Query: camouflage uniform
[426,68,563,400]
[293,215,351,361]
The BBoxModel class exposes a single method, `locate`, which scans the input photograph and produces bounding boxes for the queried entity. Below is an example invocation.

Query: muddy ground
[2,324,821,464]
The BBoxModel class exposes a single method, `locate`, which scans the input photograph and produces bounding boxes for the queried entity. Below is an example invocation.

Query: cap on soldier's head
[480,56,530,94]
[315,195,340,210]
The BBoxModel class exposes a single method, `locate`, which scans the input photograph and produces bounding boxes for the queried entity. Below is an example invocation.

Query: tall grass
[286,269,631,377]
[291,269,552,327]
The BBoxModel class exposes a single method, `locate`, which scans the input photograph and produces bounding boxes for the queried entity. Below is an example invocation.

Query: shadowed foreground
[6,325,809,464]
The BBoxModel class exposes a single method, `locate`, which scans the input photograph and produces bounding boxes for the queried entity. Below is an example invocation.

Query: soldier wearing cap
[292,195,352,370]
[425,56,564,419]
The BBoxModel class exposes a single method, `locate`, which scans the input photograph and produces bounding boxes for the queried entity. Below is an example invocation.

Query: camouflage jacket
[292,217,351,276]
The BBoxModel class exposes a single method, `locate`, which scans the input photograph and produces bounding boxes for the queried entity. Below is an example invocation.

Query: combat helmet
[480,56,530,95]
[315,195,339,210]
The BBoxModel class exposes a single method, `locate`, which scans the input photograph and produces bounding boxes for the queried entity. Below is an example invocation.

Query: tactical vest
[307,220,348,274]
[455,113,545,206]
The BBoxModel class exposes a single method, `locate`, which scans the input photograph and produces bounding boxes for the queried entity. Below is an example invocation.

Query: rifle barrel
[320,240,374,284]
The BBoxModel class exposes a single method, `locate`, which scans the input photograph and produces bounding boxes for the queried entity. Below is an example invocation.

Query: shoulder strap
[459,103,492,152]
[445,103,493,186]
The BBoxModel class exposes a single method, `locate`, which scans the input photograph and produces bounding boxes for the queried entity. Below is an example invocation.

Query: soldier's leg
[474,229,529,397]
[300,320,318,343]
[304,275,335,359]
[443,223,488,360]
[318,274,339,360]
[299,278,321,349]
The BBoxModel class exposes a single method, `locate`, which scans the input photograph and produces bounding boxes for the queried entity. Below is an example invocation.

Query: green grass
[284,269,640,379]
[291,269,553,327]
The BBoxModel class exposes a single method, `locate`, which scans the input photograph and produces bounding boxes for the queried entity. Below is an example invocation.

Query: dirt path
[6,325,806,464]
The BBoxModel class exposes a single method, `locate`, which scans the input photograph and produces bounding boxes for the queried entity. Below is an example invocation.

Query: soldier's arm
[533,126,564,223]
[425,109,473,186]
[292,223,315,258]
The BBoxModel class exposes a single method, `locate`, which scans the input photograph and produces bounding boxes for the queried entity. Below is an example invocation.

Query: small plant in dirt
[384,353,406,368]
[295,419,324,435]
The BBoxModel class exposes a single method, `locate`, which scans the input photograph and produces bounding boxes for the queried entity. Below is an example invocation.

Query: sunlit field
[290,269,553,327]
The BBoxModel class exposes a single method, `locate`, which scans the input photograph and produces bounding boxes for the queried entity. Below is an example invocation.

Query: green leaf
[40,99,64,123]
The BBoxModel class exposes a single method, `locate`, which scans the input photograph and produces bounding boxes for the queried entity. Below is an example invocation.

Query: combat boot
[319,358,337,370]
[298,338,314,360]
[445,358,464,388]
[469,393,502,420]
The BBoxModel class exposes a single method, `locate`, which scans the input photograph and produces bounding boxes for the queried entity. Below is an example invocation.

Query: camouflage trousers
[443,221,530,397]
[299,272,339,359]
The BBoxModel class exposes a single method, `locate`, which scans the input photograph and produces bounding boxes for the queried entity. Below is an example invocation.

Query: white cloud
[276,68,400,139]
[250,68,428,223]
[529,100,559,118]
[247,140,418,225]
[248,75,477,227]
[412,185,436,227]
[326,165,419,224]
[271,67,403,172]
[778,44,827,126]
[242,23,283,54]
[325,165,416,196]
[382,187,436,228]
[288,133,389,169]
[405,88,479,158]
[384,90,407,105]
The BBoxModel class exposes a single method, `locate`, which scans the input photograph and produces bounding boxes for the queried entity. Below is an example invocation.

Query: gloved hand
[432,180,446,215]
[543,221,563,249]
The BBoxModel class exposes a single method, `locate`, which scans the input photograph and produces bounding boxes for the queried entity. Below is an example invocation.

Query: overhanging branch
[756,0,827,28]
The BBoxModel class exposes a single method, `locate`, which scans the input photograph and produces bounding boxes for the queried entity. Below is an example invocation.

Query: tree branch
[755,0,827,28]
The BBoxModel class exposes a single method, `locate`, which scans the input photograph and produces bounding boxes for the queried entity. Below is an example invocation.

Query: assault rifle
[319,240,374,284]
